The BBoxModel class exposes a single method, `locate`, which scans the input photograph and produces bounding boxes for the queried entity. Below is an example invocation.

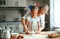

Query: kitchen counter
[22,31,60,39]
[2,31,60,39]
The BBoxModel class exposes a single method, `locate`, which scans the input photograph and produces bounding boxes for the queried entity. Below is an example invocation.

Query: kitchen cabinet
[0,0,7,7]
[7,0,26,7]
[18,0,26,7]
[7,0,16,7]
[0,0,26,7]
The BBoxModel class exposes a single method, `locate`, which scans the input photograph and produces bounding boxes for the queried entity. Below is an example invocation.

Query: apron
[27,16,39,31]
[31,18,38,31]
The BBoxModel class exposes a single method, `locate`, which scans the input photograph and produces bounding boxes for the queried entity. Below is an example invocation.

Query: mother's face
[38,8,45,15]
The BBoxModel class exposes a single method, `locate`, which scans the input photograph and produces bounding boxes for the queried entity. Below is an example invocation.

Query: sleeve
[22,10,30,19]
[26,16,31,22]
[22,16,26,19]
[40,14,45,27]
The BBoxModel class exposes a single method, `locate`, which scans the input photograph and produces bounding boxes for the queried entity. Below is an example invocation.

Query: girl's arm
[24,19,29,32]
[25,19,32,34]
[21,18,29,33]
[21,18,25,27]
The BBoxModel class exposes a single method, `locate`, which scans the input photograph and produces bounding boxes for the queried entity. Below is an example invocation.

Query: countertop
[21,31,60,39]
[2,31,60,39]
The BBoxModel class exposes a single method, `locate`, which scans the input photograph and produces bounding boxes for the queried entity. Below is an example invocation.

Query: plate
[11,33,19,36]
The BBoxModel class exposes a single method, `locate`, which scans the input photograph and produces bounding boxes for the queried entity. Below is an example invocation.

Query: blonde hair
[38,4,49,14]
[43,4,49,14]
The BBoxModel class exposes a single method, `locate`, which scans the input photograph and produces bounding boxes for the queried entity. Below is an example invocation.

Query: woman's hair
[38,4,49,14]
[38,6,45,11]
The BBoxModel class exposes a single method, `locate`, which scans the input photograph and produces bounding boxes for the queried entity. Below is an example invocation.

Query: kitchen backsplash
[0,9,22,21]
[0,22,23,33]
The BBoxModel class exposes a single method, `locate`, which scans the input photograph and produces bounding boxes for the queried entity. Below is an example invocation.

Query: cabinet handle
[15,1,18,6]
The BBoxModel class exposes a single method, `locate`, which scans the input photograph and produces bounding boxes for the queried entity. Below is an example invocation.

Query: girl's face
[38,8,45,16]
[31,9,38,16]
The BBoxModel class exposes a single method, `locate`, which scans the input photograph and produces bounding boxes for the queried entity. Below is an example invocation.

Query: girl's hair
[30,6,38,11]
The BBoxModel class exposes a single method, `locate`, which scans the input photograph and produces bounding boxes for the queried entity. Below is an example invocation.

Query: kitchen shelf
[0,21,21,22]
[0,7,25,10]
[0,7,25,8]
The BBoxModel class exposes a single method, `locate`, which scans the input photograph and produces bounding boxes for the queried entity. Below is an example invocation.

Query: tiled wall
[0,9,23,32]
[0,9,21,21]
[0,22,23,33]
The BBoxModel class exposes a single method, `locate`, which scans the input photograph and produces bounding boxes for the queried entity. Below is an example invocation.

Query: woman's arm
[40,14,45,31]
[35,21,45,34]
[34,21,41,34]
[38,20,45,32]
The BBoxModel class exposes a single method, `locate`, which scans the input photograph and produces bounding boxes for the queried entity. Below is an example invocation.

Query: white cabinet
[18,0,26,7]
[7,0,26,7]
[0,0,26,7]
[7,0,16,7]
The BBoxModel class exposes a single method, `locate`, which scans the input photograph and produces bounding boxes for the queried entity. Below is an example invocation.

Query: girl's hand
[34,29,40,34]
[35,31,40,34]
[25,30,32,34]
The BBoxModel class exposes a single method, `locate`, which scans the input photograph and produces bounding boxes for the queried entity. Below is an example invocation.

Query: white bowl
[11,33,19,36]
[55,29,60,34]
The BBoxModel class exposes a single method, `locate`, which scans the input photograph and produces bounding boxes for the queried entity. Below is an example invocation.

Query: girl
[25,6,41,34]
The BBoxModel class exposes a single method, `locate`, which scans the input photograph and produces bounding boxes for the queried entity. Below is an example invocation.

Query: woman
[38,6,46,31]
[38,5,49,31]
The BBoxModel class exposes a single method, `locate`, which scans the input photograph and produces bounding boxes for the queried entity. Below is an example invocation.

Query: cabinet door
[7,0,26,7]
[18,0,26,7]
[0,0,7,7]
[7,0,16,7]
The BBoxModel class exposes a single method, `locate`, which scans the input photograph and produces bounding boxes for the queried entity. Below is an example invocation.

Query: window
[54,0,60,27]
[50,0,60,30]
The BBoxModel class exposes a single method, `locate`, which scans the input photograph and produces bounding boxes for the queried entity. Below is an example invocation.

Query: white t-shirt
[27,15,40,31]
[38,14,45,27]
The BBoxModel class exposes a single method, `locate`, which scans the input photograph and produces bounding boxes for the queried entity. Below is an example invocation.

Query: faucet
[5,26,7,29]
